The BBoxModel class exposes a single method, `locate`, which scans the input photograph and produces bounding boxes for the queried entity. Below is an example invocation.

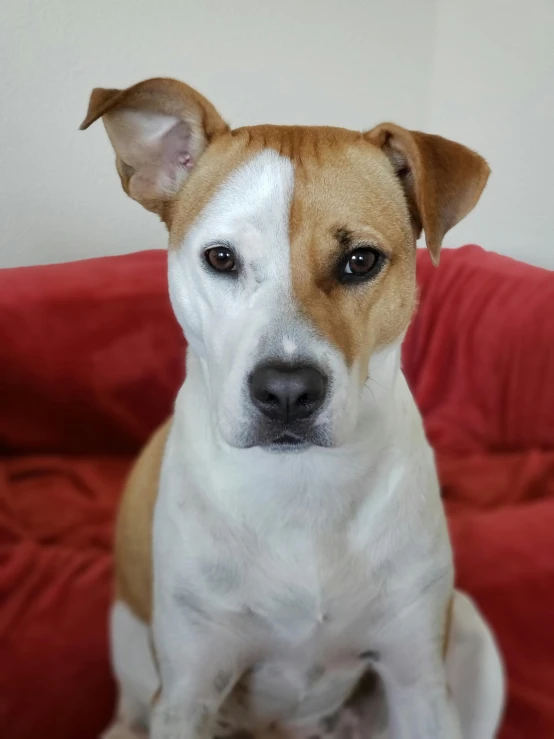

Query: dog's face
[82,78,489,450]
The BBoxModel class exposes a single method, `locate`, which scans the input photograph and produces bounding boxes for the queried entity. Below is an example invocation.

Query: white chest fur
[151,353,451,729]
[226,528,383,723]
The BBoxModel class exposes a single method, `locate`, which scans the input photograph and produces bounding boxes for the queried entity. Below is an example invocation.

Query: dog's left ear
[80,77,229,220]
[366,123,490,265]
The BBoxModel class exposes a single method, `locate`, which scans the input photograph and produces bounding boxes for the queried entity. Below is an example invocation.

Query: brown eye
[205,245,236,273]
[343,247,379,278]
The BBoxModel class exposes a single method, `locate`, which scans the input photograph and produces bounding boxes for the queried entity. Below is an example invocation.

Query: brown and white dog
[81,78,504,739]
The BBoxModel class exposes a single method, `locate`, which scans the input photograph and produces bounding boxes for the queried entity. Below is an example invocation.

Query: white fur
[109,590,504,738]
[109,149,504,739]
[110,601,158,730]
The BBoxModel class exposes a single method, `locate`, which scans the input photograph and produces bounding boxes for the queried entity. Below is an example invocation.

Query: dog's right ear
[80,78,229,220]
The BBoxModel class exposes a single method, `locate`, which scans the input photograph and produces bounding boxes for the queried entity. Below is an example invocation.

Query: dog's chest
[223,528,381,724]
[173,484,421,727]
[244,528,375,643]
[215,534,371,722]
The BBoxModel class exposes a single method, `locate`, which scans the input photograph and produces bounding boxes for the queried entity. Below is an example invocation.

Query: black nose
[249,364,327,423]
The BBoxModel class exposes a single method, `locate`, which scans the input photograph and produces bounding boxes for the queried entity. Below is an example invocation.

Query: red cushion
[404,246,554,453]
[0,246,553,739]
[439,450,554,737]
[0,456,127,738]
[0,251,183,456]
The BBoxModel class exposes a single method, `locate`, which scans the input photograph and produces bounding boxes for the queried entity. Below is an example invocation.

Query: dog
[81,77,505,739]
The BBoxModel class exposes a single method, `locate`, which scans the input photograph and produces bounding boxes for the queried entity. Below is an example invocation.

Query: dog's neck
[166,341,419,529]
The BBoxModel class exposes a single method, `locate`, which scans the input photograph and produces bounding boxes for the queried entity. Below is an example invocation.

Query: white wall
[427,0,554,269]
[1,0,553,269]
[0,0,435,268]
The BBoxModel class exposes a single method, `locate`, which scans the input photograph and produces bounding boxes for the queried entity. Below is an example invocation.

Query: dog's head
[82,78,489,451]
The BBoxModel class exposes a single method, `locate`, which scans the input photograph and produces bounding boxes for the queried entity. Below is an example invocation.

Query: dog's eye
[341,247,382,281]
[205,245,236,273]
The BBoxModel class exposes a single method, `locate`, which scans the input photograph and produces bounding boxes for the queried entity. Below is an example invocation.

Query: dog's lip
[272,432,304,445]
[239,422,333,450]
[263,432,311,452]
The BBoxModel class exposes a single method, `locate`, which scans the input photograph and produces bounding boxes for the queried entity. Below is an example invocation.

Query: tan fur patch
[115,420,171,622]
[286,130,417,366]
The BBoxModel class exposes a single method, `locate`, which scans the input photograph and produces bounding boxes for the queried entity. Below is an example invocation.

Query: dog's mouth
[264,432,310,453]
[245,423,333,452]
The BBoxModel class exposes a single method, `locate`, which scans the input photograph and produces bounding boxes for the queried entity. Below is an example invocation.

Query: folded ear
[366,123,490,265]
[80,77,228,219]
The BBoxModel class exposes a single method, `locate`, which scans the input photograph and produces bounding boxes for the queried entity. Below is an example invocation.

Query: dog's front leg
[381,668,460,739]
[150,614,242,739]
[375,597,462,739]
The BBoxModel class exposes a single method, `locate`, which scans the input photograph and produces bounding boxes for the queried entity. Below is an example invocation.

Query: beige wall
[1,0,552,268]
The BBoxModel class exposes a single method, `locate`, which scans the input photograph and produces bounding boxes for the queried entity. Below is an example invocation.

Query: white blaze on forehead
[173,149,296,444]
[168,148,295,354]
[186,148,295,277]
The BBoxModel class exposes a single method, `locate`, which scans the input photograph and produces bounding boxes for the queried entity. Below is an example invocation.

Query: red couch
[1,246,553,739]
